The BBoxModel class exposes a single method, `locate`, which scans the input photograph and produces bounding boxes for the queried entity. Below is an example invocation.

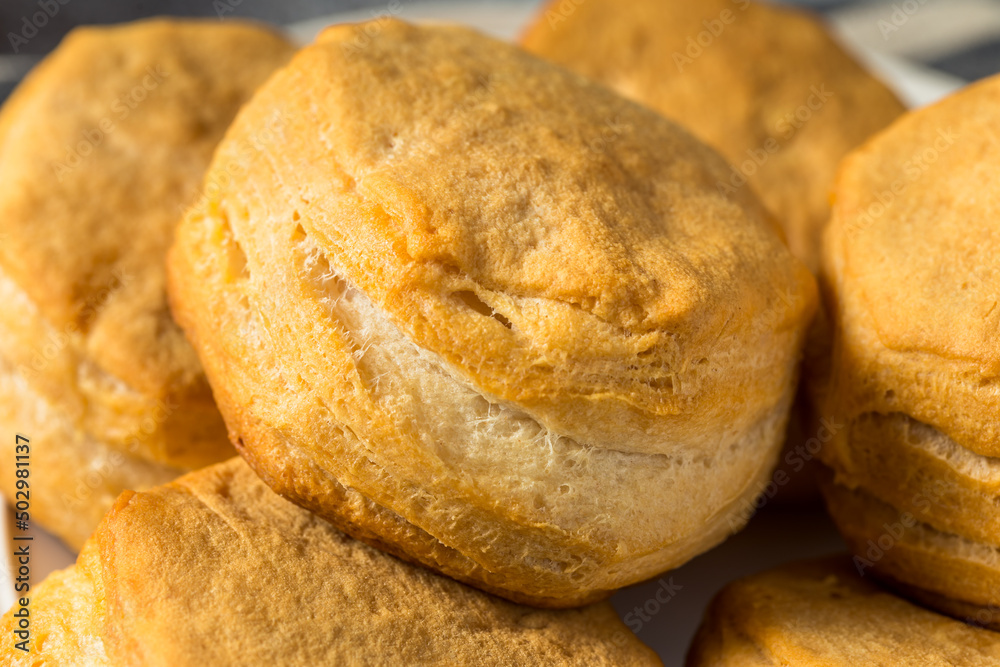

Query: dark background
[0,0,868,56]
[1,0,390,56]
[4,0,1000,91]
[0,0,855,105]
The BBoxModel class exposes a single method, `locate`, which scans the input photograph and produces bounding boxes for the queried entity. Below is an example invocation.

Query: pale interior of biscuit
[901,416,1000,482]
[297,227,776,538]
[302,222,792,569]
[205,205,795,598]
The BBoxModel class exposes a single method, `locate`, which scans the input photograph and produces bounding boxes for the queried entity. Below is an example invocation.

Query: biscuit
[168,20,816,606]
[0,353,182,549]
[0,19,294,548]
[0,458,662,666]
[687,557,1000,665]
[521,0,906,272]
[822,478,1000,630]
[817,73,1000,626]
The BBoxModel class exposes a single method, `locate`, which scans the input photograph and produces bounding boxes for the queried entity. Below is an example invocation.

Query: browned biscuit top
[831,77,998,375]
[0,19,294,399]
[823,74,1000,457]
[168,19,815,605]
[0,458,662,666]
[211,19,815,452]
[687,557,1000,666]
[521,0,906,271]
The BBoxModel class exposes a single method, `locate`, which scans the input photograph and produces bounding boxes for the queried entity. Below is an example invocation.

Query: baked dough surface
[0,458,662,666]
[169,20,816,606]
[0,19,294,468]
[0,19,294,546]
[819,74,1000,623]
[687,557,1000,666]
[521,0,905,271]
[170,21,815,606]
[0,353,181,550]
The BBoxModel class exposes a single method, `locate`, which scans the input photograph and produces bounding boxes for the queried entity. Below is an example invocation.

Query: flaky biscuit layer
[687,557,1000,665]
[0,19,295,468]
[169,20,815,605]
[819,73,1000,624]
[0,354,181,551]
[0,459,661,666]
[521,0,905,272]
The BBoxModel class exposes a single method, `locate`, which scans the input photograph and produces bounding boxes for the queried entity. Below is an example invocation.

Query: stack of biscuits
[0,0,996,664]
[521,0,905,272]
[688,15,1000,667]
[816,71,1000,632]
[688,558,1000,665]
[0,20,294,550]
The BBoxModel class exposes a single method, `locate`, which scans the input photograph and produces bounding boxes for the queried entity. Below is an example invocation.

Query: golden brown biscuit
[0,458,662,666]
[0,19,294,547]
[521,0,906,272]
[0,353,181,550]
[0,19,294,467]
[168,20,816,607]
[822,479,1000,630]
[686,557,1000,666]
[817,73,1000,625]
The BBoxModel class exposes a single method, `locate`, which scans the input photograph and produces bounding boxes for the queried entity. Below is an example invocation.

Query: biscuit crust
[0,458,662,666]
[687,558,1000,666]
[822,480,1000,629]
[521,0,906,271]
[818,74,1000,621]
[0,19,295,469]
[0,353,181,550]
[169,20,816,606]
